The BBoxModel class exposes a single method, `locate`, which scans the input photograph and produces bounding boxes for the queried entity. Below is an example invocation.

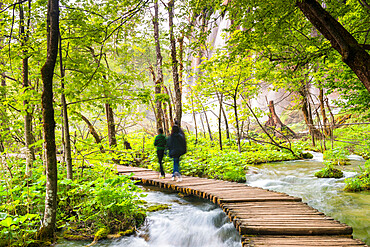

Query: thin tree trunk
[233,95,241,153]
[168,0,182,125]
[38,0,59,241]
[164,85,174,126]
[162,102,169,135]
[216,91,230,140]
[202,105,213,141]
[199,112,206,138]
[59,36,72,180]
[152,1,164,130]
[0,3,5,153]
[220,94,230,139]
[296,0,370,92]
[149,65,163,130]
[319,87,330,137]
[105,103,116,147]
[77,112,102,145]
[20,2,34,176]
[191,93,198,143]
[218,95,223,150]
[178,32,184,95]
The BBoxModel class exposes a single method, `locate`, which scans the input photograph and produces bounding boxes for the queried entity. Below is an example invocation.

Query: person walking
[166,125,187,182]
[154,128,166,178]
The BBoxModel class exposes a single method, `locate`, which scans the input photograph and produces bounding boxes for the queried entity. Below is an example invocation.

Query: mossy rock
[315,167,344,178]
[147,204,170,212]
[329,161,351,166]
[107,227,135,239]
[63,228,94,241]
[134,210,146,225]
[301,152,314,159]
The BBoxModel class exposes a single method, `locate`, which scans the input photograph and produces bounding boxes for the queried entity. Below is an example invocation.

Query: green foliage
[323,148,350,165]
[344,161,370,192]
[0,156,146,245]
[131,133,297,183]
[315,162,344,179]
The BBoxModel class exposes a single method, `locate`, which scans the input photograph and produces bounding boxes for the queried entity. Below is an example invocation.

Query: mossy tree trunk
[38,0,59,242]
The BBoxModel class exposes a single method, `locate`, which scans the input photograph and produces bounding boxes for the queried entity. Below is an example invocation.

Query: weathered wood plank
[238,225,353,235]
[242,236,367,246]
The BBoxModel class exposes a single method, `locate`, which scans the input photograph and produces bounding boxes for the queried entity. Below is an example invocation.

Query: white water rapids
[57,187,242,247]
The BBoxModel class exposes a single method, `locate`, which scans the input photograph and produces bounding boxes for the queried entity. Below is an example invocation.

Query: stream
[56,186,242,247]
[57,152,369,246]
[247,152,370,245]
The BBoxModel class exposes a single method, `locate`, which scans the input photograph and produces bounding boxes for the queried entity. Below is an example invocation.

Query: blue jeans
[172,157,180,176]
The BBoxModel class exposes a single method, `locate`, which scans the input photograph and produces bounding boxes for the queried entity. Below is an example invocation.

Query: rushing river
[56,186,242,247]
[58,152,369,246]
[247,152,370,245]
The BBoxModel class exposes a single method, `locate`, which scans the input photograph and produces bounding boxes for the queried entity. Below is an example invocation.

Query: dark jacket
[154,134,167,150]
[166,133,186,158]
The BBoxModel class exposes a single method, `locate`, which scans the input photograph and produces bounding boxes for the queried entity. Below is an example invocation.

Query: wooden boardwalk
[117,165,368,246]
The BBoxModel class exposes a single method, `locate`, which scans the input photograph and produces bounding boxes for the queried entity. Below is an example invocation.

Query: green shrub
[344,162,370,192]
[323,148,350,165]
[0,157,147,246]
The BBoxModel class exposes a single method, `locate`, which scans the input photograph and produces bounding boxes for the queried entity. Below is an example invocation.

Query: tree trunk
[152,1,164,131]
[38,0,59,241]
[59,36,72,180]
[191,93,198,143]
[168,0,182,125]
[319,87,330,137]
[105,103,116,147]
[0,76,5,152]
[218,94,223,150]
[202,105,213,141]
[296,0,370,92]
[220,94,230,139]
[76,112,103,145]
[149,65,163,130]
[199,112,206,138]
[20,2,35,177]
[163,85,174,128]
[233,95,241,153]
[265,100,295,137]
[299,89,322,145]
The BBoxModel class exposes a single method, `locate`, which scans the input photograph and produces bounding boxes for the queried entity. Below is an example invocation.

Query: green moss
[146,204,170,212]
[119,227,135,236]
[315,165,343,178]
[94,227,110,241]
[301,152,313,159]
[134,210,146,225]
[63,233,93,241]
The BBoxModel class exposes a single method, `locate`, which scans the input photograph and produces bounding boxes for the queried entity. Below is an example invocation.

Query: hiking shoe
[177,175,182,182]
[171,176,175,181]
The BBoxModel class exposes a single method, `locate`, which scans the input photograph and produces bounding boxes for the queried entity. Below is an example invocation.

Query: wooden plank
[242,236,367,246]
[238,225,353,235]
[217,197,302,204]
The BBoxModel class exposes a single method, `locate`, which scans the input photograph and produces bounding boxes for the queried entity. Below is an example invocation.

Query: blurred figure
[154,128,167,178]
[166,125,187,182]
